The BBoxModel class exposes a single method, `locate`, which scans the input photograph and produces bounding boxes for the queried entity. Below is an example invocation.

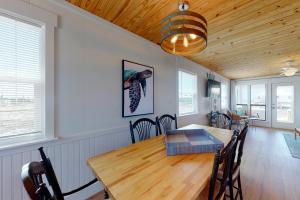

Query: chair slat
[157,114,177,134]
[129,118,157,144]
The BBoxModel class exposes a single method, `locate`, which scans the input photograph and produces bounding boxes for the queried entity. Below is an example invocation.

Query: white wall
[0,0,230,199]
[231,74,300,128]
[29,0,230,133]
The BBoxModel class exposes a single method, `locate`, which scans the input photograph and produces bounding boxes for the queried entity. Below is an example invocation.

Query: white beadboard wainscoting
[0,126,131,200]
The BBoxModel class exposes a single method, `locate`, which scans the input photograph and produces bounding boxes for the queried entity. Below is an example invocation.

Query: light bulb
[183,36,189,47]
[190,34,197,39]
[171,35,178,44]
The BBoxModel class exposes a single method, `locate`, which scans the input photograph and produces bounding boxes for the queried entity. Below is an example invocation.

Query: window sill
[0,134,58,152]
[178,112,199,117]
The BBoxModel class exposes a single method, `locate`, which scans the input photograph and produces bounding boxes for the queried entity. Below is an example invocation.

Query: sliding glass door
[235,84,266,120]
[235,85,249,116]
[271,83,294,129]
[250,84,266,120]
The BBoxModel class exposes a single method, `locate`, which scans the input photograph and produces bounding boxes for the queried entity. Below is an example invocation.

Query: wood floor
[241,127,300,200]
[87,127,300,200]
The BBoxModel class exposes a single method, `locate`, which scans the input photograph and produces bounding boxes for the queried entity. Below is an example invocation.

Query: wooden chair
[129,118,158,144]
[227,124,249,200]
[156,114,177,134]
[22,147,98,200]
[199,134,238,200]
[209,111,219,127]
[210,112,232,130]
[218,113,232,130]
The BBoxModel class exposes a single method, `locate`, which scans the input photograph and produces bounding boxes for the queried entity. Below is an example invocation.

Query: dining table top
[87,124,233,200]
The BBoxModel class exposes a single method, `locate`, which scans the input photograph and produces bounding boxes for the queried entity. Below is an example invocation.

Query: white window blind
[0,14,42,138]
[221,83,228,110]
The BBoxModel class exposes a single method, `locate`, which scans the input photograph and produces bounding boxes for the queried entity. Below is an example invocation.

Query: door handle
[272,104,275,109]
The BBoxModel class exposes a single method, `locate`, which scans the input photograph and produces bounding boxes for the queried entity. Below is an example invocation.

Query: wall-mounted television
[206,79,221,97]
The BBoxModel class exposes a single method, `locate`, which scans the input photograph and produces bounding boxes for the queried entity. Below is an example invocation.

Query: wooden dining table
[87,124,233,200]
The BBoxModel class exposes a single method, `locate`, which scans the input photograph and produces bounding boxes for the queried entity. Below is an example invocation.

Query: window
[0,14,43,139]
[178,70,197,116]
[250,84,266,120]
[235,85,249,116]
[0,1,57,148]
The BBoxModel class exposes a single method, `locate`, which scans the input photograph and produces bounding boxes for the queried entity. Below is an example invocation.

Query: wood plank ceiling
[67,0,300,79]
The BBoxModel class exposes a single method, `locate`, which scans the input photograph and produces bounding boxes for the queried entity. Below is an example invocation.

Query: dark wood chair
[209,111,219,127]
[199,133,238,200]
[227,124,249,200]
[218,113,232,130]
[156,114,177,134]
[210,112,232,130]
[129,118,158,144]
[21,147,98,200]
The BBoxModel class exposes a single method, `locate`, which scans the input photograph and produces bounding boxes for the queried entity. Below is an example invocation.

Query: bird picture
[122,60,154,117]
[124,69,152,113]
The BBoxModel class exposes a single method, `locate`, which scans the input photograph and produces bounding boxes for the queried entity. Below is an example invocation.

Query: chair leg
[104,189,109,199]
[228,178,234,200]
[237,173,243,200]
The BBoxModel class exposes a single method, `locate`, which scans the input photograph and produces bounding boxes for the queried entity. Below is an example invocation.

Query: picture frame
[122,60,154,117]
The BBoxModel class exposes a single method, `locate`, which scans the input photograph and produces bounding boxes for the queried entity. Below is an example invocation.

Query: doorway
[271,83,295,129]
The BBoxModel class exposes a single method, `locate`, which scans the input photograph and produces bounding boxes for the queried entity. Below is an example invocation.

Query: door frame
[271,83,295,129]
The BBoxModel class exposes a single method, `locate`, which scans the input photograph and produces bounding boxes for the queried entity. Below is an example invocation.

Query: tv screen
[206,79,221,97]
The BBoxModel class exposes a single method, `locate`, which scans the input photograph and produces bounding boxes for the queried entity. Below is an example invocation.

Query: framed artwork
[122,60,154,117]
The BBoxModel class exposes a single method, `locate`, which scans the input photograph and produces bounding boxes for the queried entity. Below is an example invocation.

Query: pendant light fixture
[160,0,207,56]
[280,61,299,77]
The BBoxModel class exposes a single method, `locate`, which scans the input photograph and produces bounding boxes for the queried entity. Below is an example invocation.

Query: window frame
[0,0,57,147]
[236,104,249,115]
[250,104,267,121]
[221,83,229,110]
[235,83,267,121]
[177,68,198,116]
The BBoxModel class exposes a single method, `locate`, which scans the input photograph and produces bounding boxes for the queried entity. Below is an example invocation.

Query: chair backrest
[217,113,232,130]
[208,134,238,200]
[209,111,219,127]
[129,118,158,144]
[22,148,64,200]
[210,112,232,130]
[156,114,177,134]
[22,147,97,200]
[235,124,249,170]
